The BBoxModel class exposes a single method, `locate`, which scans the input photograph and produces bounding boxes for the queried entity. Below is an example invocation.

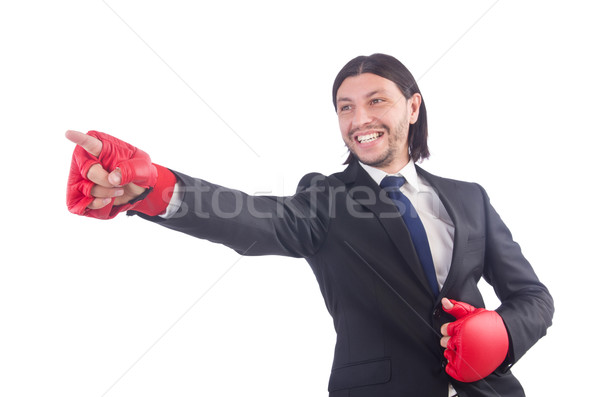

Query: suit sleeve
[130,170,331,258]
[478,184,554,368]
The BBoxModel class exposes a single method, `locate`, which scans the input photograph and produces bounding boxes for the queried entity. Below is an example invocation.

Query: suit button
[433,307,442,319]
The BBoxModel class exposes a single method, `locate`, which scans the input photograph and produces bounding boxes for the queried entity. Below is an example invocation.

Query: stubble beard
[347,120,409,169]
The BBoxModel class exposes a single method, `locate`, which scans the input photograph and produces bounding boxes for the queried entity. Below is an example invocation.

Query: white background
[1,1,598,396]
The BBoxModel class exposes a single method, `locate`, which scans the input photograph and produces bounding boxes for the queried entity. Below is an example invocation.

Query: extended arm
[130,170,331,258]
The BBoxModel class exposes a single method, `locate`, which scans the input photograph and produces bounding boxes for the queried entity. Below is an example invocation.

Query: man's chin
[353,153,392,169]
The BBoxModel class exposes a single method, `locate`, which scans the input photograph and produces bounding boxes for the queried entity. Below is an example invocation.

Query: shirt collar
[359,159,422,192]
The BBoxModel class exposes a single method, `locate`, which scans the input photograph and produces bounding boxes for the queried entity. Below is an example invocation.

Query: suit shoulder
[296,172,327,193]
[418,166,482,188]
[417,166,487,201]
[296,171,345,193]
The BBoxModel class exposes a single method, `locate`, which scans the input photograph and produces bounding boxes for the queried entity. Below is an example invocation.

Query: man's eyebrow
[337,89,389,104]
[366,89,395,98]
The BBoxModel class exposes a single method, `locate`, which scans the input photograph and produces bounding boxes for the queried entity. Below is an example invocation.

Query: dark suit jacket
[134,160,554,396]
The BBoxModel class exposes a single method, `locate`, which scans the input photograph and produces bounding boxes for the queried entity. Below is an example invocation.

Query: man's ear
[409,93,422,124]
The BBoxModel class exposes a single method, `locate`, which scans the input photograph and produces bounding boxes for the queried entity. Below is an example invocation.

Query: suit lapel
[339,161,434,296]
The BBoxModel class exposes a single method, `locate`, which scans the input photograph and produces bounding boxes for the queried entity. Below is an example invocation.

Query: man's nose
[351,106,373,128]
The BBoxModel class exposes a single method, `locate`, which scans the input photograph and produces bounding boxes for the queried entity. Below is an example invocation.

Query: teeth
[357,132,382,143]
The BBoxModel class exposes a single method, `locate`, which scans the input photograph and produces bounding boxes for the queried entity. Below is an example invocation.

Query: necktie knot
[380,175,406,190]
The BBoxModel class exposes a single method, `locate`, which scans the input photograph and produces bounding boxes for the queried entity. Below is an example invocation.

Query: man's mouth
[356,131,383,144]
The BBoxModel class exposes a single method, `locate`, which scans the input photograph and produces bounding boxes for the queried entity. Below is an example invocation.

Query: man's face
[336,73,421,173]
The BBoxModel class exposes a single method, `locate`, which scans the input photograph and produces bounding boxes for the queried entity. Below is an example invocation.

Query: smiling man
[336,72,419,173]
[66,53,553,396]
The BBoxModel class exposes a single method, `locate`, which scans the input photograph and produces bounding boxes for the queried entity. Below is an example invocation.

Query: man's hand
[66,130,174,219]
[66,130,146,210]
[440,298,509,383]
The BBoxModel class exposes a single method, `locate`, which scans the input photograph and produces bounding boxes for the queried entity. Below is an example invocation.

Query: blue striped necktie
[380,176,440,296]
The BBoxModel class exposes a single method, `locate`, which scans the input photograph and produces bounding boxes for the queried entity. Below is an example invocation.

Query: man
[66,54,553,396]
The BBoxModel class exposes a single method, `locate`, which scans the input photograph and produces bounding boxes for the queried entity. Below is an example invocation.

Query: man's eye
[371,98,384,105]
[339,105,351,112]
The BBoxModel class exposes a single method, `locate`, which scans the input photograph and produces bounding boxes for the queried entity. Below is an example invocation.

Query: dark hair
[332,53,429,164]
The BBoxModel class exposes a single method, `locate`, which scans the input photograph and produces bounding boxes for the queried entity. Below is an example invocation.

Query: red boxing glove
[67,130,175,219]
[443,299,509,382]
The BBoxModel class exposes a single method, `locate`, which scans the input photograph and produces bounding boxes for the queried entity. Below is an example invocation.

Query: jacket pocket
[328,357,391,392]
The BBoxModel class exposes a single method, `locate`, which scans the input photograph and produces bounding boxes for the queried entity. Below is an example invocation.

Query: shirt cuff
[159,180,183,219]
